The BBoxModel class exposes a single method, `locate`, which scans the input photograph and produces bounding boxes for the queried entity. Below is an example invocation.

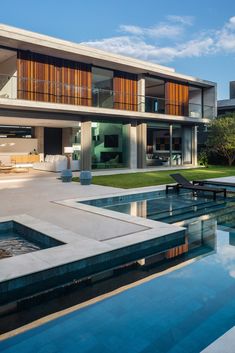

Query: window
[92,67,113,108]
[104,135,119,148]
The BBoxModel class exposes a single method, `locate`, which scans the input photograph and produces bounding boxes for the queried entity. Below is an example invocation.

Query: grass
[73,165,235,189]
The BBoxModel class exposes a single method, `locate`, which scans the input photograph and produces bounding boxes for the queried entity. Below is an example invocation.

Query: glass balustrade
[0,74,214,118]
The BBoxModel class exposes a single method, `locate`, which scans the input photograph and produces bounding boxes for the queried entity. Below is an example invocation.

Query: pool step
[150,200,226,222]
[147,198,216,219]
[154,202,234,224]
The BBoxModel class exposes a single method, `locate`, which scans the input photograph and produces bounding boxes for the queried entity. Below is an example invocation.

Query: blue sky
[0,0,235,99]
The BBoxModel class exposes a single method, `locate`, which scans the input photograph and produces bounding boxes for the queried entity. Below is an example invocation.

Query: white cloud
[81,16,235,64]
[166,15,194,26]
[119,23,184,39]
[227,16,235,29]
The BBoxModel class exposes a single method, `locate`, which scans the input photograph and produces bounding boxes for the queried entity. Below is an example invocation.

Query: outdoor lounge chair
[193,180,235,188]
[166,173,227,200]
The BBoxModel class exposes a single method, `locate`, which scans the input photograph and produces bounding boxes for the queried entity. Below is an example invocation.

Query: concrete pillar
[137,123,147,168]
[80,120,92,171]
[121,122,138,169]
[129,122,138,169]
[138,74,145,112]
[34,127,44,154]
[169,124,173,167]
[62,128,73,152]
[192,125,198,166]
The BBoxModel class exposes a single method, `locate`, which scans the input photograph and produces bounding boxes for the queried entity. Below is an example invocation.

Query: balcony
[0,74,215,119]
[145,96,214,119]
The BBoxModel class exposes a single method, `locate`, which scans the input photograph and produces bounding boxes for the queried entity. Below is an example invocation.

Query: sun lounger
[166,174,227,200]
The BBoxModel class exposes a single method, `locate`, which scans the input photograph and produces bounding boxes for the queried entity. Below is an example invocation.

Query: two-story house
[0,24,216,171]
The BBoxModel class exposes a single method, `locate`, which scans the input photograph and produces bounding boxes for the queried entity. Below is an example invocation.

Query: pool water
[0,221,63,260]
[0,230,42,258]
[2,191,235,352]
[83,190,235,225]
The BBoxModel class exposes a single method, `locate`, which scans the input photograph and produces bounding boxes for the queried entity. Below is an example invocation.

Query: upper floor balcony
[0,73,215,119]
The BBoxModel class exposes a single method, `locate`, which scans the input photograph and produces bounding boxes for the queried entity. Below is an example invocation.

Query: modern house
[0,24,216,171]
[218,81,235,116]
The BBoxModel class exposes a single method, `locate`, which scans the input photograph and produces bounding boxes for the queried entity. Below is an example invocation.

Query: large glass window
[146,123,170,166]
[147,123,193,167]
[145,77,165,114]
[182,126,192,164]
[0,125,32,138]
[92,67,113,108]
[91,121,128,169]
[71,125,81,161]
[172,124,182,166]
[189,86,202,118]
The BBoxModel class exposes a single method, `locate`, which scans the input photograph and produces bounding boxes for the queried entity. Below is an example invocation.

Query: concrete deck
[0,169,186,306]
[201,327,235,353]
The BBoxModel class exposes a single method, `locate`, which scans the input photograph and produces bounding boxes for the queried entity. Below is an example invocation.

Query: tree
[207,114,235,166]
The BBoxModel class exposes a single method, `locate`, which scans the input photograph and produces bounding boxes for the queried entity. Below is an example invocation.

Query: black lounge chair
[166,173,227,200]
[193,180,235,188]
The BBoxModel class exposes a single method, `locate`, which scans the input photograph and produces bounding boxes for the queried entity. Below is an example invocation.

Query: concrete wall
[34,127,44,153]
[0,138,38,153]
[0,54,17,99]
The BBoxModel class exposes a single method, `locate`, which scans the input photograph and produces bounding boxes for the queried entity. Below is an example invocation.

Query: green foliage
[198,150,208,167]
[207,114,235,166]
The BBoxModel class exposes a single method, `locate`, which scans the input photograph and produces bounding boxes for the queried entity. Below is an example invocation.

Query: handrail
[0,73,214,118]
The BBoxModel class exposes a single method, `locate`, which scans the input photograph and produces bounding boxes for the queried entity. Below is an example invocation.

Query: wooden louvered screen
[165,82,189,116]
[113,72,138,111]
[60,60,92,106]
[17,51,92,106]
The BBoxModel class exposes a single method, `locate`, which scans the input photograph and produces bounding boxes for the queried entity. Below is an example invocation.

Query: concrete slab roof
[218,98,235,108]
[0,24,216,88]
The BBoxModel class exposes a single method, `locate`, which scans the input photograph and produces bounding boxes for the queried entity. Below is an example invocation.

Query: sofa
[33,155,79,172]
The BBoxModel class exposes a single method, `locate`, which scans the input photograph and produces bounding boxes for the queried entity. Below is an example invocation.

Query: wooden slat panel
[17,50,92,106]
[113,72,138,111]
[165,82,189,116]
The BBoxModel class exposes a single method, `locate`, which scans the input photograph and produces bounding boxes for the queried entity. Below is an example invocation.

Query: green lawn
[73,165,235,189]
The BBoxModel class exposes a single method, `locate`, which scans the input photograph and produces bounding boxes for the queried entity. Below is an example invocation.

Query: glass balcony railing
[0,74,215,118]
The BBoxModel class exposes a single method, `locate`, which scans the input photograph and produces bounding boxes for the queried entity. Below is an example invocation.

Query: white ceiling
[0,48,16,64]
[0,117,79,128]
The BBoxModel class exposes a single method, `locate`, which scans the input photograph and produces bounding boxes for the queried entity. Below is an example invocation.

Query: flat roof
[218,98,235,108]
[0,24,215,88]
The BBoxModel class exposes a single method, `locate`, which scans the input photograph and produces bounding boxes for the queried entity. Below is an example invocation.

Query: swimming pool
[1,190,235,352]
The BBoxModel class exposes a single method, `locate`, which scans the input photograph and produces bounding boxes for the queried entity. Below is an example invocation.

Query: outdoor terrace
[0,74,215,118]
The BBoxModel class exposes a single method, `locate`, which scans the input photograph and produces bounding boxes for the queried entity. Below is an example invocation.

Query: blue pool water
[2,191,235,352]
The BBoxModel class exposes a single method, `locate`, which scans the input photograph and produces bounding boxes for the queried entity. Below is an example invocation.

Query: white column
[192,125,198,166]
[80,120,92,171]
[138,74,145,112]
[130,122,138,169]
[169,124,173,167]
[137,123,147,168]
